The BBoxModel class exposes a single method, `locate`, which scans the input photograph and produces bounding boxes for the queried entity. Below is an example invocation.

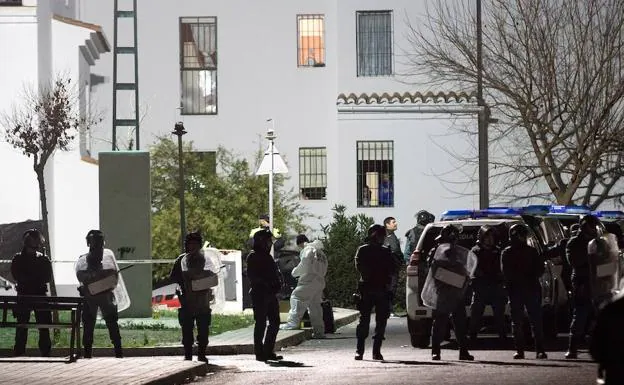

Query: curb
[0,309,360,358]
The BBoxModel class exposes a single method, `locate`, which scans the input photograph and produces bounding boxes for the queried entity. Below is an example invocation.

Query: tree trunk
[35,168,60,336]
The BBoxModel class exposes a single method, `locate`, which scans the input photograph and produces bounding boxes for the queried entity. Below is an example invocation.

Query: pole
[173,122,187,252]
[476,0,489,209]
[266,119,276,234]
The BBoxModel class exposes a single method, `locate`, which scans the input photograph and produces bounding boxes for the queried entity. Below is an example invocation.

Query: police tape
[0,259,178,264]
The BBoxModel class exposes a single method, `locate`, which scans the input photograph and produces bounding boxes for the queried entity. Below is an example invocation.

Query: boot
[197,346,208,363]
[114,344,123,359]
[372,339,383,361]
[83,346,92,359]
[565,336,578,359]
[459,349,474,361]
[184,346,193,361]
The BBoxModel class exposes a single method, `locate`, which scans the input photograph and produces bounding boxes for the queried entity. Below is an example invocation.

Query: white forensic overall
[283,240,328,337]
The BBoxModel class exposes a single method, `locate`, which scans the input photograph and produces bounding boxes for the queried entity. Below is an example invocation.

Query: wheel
[407,317,432,348]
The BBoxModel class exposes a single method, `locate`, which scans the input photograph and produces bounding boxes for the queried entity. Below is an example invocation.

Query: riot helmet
[508,223,529,244]
[185,231,203,254]
[86,230,105,248]
[22,228,44,252]
[477,225,497,249]
[435,224,460,244]
[580,215,600,239]
[416,210,435,226]
[253,228,273,252]
[367,224,386,244]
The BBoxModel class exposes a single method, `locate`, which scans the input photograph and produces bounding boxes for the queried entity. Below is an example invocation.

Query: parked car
[406,218,563,348]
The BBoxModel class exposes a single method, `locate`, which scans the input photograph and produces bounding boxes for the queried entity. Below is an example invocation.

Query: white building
[0,0,108,284]
[78,0,480,237]
[2,0,480,258]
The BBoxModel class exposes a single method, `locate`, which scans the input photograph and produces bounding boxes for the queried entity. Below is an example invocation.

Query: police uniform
[170,239,217,362]
[354,224,399,361]
[501,224,547,359]
[75,248,123,358]
[11,246,52,357]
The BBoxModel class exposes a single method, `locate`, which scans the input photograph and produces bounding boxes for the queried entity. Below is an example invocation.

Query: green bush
[321,205,374,308]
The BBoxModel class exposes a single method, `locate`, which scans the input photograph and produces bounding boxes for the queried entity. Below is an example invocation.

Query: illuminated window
[357,141,394,207]
[297,15,325,67]
[180,17,217,114]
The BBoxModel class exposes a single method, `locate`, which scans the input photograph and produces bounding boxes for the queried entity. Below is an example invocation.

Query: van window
[165,294,175,300]
[154,295,163,303]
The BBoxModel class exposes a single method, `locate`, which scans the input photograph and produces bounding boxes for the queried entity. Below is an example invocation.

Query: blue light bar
[481,207,524,215]
[593,210,624,219]
[440,210,475,220]
[549,205,591,215]
[523,205,551,215]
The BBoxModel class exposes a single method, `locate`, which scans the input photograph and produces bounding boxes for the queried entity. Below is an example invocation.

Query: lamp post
[266,119,276,233]
[476,0,489,209]
[172,121,187,252]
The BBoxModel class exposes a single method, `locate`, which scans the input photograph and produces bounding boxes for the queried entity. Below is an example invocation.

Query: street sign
[256,144,288,175]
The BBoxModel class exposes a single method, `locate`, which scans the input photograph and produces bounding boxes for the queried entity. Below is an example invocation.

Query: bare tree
[403,0,624,208]
[1,76,101,299]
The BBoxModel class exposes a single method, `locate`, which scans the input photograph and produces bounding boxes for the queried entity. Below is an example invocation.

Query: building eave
[336,91,478,106]
[52,14,110,53]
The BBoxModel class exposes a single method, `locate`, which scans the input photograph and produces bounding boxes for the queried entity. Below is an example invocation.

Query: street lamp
[172,121,187,252]
[476,0,489,209]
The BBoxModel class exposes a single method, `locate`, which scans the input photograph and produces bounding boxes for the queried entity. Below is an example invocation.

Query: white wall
[0,6,40,224]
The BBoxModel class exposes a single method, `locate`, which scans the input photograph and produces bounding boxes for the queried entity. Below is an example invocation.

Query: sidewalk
[0,307,359,385]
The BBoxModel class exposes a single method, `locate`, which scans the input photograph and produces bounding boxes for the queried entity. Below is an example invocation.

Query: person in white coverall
[281,235,328,338]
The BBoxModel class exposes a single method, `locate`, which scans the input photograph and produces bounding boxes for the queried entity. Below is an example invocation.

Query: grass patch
[0,310,254,348]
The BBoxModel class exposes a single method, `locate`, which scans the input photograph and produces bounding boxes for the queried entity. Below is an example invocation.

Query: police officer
[383,217,404,314]
[565,215,609,359]
[11,229,52,357]
[75,230,123,358]
[469,225,507,343]
[421,225,475,361]
[170,231,217,362]
[246,229,283,362]
[404,210,435,262]
[354,224,400,361]
[501,224,547,359]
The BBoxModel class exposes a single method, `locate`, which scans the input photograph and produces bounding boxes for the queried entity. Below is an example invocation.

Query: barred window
[356,11,393,77]
[297,15,325,67]
[299,147,327,200]
[356,141,394,207]
[180,17,217,115]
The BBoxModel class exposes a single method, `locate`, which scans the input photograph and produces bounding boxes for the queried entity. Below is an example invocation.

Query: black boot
[459,349,474,361]
[83,346,93,359]
[372,339,383,361]
[197,345,208,363]
[565,336,578,359]
[114,343,123,359]
[355,339,365,360]
[184,346,193,361]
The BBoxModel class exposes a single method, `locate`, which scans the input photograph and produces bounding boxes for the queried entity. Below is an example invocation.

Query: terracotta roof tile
[336,91,477,105]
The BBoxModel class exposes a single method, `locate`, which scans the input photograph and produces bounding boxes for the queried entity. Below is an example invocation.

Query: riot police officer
[469,225,507,343]
[170,231,217,362]
[501,224,547,359]
[11,229,52,357]
[421,224,475,361]
[404,210,435,262]
[75,230,123,358]
[354,224,400,361]
[246,229,283,362]
[565,215,616,359]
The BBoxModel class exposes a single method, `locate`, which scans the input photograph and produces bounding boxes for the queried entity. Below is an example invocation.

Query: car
[406,218,562,348]
[152,292,181,309]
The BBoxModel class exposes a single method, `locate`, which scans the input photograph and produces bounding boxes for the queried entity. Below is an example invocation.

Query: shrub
[321,205,374,308]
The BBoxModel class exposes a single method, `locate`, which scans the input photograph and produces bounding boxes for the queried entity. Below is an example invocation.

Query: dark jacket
[246,250,281,296]
[566,235,591,285]
[501,243,544,290]
[590,295,624,385]
[471,244,503,282]
[10,251,52,295]
[384,232,404,268]
[355,243,398,292]
[169,253,207,296]
[404,225,425,261]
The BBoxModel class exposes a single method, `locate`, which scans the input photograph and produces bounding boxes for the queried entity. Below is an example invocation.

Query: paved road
[200,318,598,385]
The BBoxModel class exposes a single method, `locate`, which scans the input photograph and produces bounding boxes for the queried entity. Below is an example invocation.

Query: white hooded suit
[283,240,328,337]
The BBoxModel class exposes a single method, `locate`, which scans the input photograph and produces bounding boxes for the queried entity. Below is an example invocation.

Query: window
[356,141,394,207]
[356,11,393,76]
[299,147,327,200]
[297,15,325,67]
[0,0,22,5]
[180,17,217,114]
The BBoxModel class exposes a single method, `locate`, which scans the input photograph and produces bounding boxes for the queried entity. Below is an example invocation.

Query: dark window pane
[356,11,393,77]
[299,147,327,200]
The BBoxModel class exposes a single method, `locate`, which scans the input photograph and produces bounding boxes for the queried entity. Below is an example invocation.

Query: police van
[406,211,566,348]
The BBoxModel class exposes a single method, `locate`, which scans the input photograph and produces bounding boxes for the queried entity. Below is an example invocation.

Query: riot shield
[421,243,476,314]
[588,232,620,306]
[201,247,227,313]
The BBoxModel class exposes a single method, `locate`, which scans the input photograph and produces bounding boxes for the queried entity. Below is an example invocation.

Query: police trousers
[432,303,469,354]
[13,308,52,356]
[509,287,544,352]
[469,280,507,338]
[251,292,280,358]
[178,307,211,354]
[356,290,391,353]
[82,298,121,349]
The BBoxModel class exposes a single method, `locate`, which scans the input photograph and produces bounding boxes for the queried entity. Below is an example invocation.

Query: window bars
[299,147,327,200]
[356,11,393,77]
[180,17,217,115]
[297,14,326,67]
[356,141,394,207]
